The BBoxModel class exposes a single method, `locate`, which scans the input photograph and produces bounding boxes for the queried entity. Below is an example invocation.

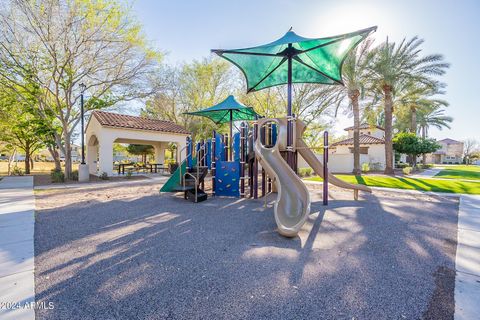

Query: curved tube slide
[254,118,371,237]
[295,119,372,195]
[254,118,310,237]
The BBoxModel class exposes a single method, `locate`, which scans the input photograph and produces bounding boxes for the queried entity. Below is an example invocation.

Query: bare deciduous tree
[0,0,162,178]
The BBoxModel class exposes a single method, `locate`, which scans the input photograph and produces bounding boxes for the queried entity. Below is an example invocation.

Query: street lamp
[79,83,86,164]
[78,83,89,182]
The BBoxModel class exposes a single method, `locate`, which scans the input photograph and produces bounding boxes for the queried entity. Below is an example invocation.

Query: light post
[78,83,89,182]
[79,83,86,164]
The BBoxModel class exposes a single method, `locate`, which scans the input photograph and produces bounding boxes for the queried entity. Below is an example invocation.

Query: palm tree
[331,39,374,175]
[417,106,453,138]
[369,37,449,174]
[394,80,448,134]
[417,105,453,163]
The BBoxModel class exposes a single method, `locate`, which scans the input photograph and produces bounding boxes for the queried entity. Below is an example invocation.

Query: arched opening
[87,134,99,174]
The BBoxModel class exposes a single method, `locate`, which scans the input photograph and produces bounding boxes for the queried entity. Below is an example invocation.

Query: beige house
[328,124,388,172]
[85,111,190,176]
[298,124,390,173]
[425,138,464,164]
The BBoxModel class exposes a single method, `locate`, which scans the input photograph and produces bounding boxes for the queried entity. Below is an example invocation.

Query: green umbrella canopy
[211,26,377,92]
[184,95,259,124]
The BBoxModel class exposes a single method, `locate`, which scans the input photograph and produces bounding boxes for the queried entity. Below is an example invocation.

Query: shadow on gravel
[34,191,459,320]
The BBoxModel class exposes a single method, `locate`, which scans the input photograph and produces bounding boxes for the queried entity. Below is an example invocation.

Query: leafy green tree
[393,132,441,166]
[369,37,449,173]
[0,0,162,178]
[0,88,56,174]
[143,58,232,140]
[126,144,154,163]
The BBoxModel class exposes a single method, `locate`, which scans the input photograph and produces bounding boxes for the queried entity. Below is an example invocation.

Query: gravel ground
[34,183,458,320]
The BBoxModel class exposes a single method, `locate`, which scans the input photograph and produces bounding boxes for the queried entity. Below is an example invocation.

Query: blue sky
[132,0,480,141]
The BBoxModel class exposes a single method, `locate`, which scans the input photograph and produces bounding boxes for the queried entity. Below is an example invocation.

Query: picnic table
[116,163,167,175]
[146,163,166,173]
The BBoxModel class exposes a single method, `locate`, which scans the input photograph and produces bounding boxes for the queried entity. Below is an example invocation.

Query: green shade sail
[212,26,377,92]
[184,95,259,124]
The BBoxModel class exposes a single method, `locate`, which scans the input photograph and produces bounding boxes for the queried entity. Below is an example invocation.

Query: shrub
[396,163,410,169]
[361,163,370,173]
[420,164,433,169]
[169,162,179,174]
[12,166,24,176]
[402,166,413,175]
[298,168,313,177]
[99,172,109,180]
[370,162,382,171]
[71,170,79,181]
[126,170,133,179]
[50,169,64,183]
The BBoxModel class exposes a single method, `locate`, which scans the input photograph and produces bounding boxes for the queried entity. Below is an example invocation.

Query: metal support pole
[240,122,246,198]
[323,131,329,206]
[201,139,205,190]
[292,113,297,173]
[224,134,229,161]
[286,44,293,170]
[261,169,266,198]
[80,91,85,164]
[229,111,233,161]
[253,121,258,199]
[212,130,216,197]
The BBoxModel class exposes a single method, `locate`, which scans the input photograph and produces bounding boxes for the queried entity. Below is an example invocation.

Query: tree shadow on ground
[34,189,459,320]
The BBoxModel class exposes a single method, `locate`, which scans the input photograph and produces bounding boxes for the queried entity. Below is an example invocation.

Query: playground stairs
[182,166,208,202]
[164,161,208,203]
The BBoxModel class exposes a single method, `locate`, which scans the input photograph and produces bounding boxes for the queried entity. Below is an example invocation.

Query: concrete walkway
[410,167,443,178]
[455,194,480,320]
[0,176,35,320]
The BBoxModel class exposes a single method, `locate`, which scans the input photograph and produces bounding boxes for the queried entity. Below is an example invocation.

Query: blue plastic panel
[215,161,240,197]
[233,132,241,162]
[214,133,225,162]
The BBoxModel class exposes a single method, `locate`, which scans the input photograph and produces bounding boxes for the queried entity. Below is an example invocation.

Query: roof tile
[92,111,190,135]
[331,134,385,146]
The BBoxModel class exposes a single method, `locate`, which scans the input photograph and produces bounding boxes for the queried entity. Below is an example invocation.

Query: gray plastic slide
[254,118,311,237]
[295,120,372,198]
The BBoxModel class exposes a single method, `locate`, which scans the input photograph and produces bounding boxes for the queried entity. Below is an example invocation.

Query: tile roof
[331,134,385,146]
[343,123,384,131]
[438,138,462,144]
[92,111,190,135]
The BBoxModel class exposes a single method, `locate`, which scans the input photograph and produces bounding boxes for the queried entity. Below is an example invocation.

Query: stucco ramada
[85,111,190,176]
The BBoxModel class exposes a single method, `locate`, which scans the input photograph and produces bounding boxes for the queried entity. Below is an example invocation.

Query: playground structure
[160,116,372,237]
[161,27,377,237]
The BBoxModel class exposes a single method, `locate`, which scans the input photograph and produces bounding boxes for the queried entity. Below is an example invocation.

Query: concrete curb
[0,176,35,320]
[454,195,480,320]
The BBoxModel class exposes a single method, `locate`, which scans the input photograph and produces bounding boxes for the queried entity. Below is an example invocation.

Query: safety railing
[179,142,208,202]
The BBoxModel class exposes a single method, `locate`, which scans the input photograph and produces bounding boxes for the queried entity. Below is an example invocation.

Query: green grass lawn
[306,174,480,195]
[434,165,480,181]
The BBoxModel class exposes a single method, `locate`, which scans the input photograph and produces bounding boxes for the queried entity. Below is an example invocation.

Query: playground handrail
[178,144,191,189]
[183,172,198,201]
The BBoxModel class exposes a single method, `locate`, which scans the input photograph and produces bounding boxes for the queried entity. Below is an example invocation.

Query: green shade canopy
[184,95,259,124]
[212,26,377,92]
